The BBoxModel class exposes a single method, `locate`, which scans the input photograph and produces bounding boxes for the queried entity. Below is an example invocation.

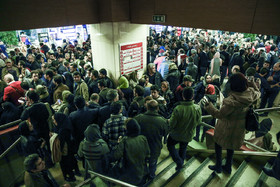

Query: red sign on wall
[119,42,143,75]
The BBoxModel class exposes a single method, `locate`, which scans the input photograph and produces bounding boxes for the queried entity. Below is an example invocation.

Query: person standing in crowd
[21,90,50,147]
[99,68,115,89]
[3,74,25,106]
[166,62,180,92]
[51,113,78,182]
[69,96,98,149]
[175,75,194,102]
[78,124,110,174]
[168,87,202,171]
[87,69,100,96]
[102,101,127,150]
[146,63,164,88]
[108,118,150,185]
[1,58,19,81]
[30,70,45,89]
[73,71,89,101]
[53,75,69,103]
[220,44,230,85]
[210,52,222,77]
[134,100,168,179]
[204,73,260,174]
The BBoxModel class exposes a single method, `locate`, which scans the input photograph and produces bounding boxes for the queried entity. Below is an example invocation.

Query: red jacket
[3,81,25,106]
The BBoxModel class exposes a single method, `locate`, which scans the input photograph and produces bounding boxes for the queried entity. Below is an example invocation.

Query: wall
[90,22,148,81]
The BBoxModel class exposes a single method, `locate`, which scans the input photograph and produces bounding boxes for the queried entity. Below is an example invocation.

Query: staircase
[141,145,280,187]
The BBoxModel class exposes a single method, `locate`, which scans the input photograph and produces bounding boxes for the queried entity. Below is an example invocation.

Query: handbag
[245,106,259,131]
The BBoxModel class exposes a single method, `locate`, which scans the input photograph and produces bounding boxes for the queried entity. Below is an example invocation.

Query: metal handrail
[0,137,22,159]
[77,160,137,187]
[201,107,280,120]
[200,122,270,152]
[0,119,22,130]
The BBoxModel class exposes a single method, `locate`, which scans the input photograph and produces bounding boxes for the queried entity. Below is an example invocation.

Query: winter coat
[205,83,260,150]
[74,81,89,101]
[134,111,168,158]
[169,100,202,143]
[53,84,69,103]
[166,69,181,92]
[111,135,150,185]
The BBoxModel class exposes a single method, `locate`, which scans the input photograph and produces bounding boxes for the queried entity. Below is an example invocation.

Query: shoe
[74,170,82,176]
[65,176,76,182]
[222,165,232,174]
[208,165,222,173]
[263,167,274,177]
[193,137,199,142]
[176,164,183,171]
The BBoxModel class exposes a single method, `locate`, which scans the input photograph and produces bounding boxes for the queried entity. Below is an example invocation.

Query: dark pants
[214,143,234,170]
[148,156,158,178]
[260,88,279,110]
[220,66,228,85]
[199,67,207,80]
[60,155,75,178]
[167,136,188,168]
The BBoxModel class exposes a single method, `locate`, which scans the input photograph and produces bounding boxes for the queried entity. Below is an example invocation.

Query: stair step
[180,157,212,187]
[254,163,271,187]
[234,162,262,187]
[263,175,280,187]
[187,159,215,186]
[206,161,239,187]
[160,156,196,187]
[162,158,202,187]
[225,160,249,187]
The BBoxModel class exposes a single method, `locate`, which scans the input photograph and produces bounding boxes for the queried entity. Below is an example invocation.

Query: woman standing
[210,52,222,77]
[204,73,260,174]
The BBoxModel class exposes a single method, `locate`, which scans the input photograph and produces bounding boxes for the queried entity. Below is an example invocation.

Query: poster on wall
[119,42,143,75]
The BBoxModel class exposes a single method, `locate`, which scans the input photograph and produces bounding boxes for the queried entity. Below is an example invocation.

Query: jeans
[167,136,188,168]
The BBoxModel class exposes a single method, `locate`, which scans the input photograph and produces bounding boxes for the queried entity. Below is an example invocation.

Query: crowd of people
[0,26,280,186]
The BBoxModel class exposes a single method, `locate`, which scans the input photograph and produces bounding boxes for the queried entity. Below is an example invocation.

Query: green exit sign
[153,15,166,23]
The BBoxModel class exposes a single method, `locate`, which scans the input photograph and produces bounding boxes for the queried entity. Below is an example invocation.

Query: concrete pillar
[90,22,148,82]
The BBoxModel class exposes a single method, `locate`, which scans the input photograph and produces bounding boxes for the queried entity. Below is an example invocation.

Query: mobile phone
[57,99,61,104]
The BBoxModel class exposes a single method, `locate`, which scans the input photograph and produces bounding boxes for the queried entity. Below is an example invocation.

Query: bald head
[147,99,159,112]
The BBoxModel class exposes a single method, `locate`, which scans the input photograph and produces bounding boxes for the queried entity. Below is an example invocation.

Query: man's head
[99,68,107,78]
[263,61,270,69]
[44,69,54,81]
[53,75,63,86]
[27,54,35,63]
[273,62,280,72]
[182,87,194,101]
[183,75,194,87]
[27,90,40,103]
[4,74,14,84]
[70,63,77,73]
[97,79,107,90]
[150,85,160,99]
[74,96,86,109]
[91,70,99,80]
[110,101,122,115]
[24,154,45,173]
[5,58,13,68]
[147,99,159,112]
[90,93,99,103]
[31,70,39,82]
[106,89,119,102]
[134,85,144,97]
[73,71,81,83]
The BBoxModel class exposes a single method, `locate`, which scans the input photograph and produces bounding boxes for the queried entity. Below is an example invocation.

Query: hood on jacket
[84,124,101,142]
